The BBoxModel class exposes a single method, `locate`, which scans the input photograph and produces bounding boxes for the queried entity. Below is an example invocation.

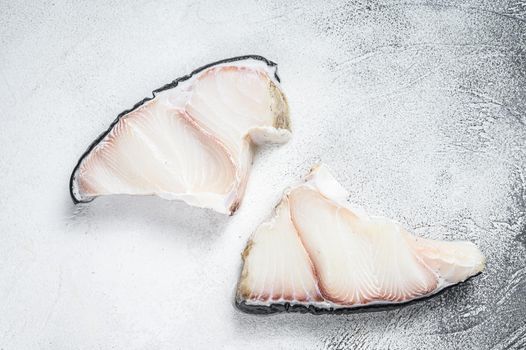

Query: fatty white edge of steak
[155,57,282,109]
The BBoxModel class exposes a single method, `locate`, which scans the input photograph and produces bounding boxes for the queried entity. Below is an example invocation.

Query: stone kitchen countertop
[1,1,525,349]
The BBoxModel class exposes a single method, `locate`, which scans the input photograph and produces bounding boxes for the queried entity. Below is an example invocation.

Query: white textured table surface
[1,1,525,349]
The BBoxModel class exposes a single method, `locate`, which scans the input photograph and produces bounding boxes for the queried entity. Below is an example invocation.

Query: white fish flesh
[236,164,485,313]
[69,56,291,214]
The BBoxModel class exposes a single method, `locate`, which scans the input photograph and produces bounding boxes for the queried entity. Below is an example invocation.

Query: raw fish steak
[70,56,291,214]
[236,165,485,314]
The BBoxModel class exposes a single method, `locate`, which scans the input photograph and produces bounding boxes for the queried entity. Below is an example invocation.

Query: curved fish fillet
[236,165,485,313]
[70,56,291,214]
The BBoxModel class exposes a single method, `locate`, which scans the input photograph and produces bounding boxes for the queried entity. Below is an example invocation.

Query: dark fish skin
[235,295,434,315]
[235,272,483,315]
[69,55,280,204]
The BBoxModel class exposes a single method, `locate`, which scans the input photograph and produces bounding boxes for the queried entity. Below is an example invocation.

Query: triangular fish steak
[236,165,485,313]
[70,56,291,214]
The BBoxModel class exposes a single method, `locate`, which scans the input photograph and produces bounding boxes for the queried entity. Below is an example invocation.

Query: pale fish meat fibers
[236,164,485,314]
[70,56,291,214]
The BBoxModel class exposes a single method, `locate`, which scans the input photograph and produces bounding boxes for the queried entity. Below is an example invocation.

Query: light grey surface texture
[1,0,525,349]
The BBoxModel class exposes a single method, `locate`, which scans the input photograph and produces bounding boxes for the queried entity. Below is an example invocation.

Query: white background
[1,0,525,349]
